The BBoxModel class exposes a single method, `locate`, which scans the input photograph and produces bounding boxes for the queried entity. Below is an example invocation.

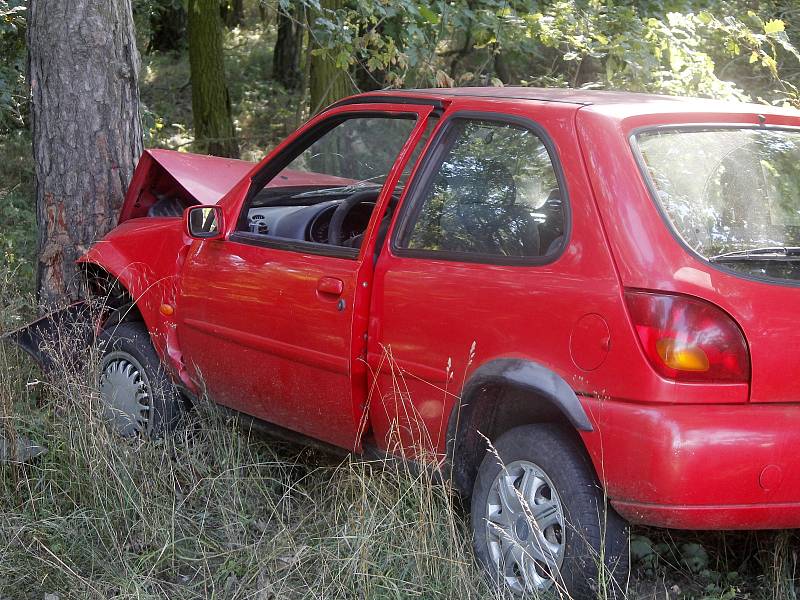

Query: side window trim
[231,108,426,259]
[390,110,571,266]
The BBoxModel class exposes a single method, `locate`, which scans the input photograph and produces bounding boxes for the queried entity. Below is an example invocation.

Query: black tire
[471,424,629,599]
[97,321,183,438]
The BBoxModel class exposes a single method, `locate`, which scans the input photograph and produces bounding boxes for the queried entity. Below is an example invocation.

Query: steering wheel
[329,189,381,246]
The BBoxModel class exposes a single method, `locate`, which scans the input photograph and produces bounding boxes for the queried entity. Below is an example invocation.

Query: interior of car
[244,183,396,249]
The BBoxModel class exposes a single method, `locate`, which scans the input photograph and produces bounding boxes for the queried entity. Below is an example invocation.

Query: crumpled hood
[118,149,256,222]
[118,148,355,223]
[145,149,255,205]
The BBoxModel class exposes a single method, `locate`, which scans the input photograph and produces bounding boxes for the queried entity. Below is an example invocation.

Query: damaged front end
[5,148,253,379]
[2,301,95,373]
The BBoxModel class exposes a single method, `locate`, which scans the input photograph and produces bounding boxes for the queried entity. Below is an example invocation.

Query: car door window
[237,115,418,252]
[282,117,415,184]
[397,118,566,261]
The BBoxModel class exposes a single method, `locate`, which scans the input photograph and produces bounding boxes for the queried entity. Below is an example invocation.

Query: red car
[11,87,800,597]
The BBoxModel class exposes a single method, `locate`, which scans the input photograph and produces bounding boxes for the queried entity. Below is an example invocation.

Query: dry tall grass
[0,288,499,599]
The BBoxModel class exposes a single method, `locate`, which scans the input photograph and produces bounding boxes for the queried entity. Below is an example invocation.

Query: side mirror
[185,205,225,240]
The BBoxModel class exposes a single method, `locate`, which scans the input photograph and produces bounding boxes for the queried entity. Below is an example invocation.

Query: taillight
[624,290,750,384]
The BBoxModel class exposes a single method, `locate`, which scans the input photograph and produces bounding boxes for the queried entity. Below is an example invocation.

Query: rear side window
[397,118,565,260]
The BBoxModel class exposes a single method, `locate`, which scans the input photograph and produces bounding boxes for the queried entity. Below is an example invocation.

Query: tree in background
[187,0,239,157]
[221,0,245,28]
[148,0,187,53]
[273,1,304,91]
[309,0,352,113]
[27,0,143,304]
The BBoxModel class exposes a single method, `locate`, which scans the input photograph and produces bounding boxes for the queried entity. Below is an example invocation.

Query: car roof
[399,86,682,105]
[340,87,800,120]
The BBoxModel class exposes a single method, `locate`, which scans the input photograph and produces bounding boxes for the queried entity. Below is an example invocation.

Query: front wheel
[97,321,183,437]
[471,424,629,598]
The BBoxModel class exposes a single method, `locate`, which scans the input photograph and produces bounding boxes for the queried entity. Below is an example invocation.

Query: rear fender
[446,358,593,495]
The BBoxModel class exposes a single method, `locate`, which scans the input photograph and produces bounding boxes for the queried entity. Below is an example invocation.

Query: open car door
[176,102,438,451]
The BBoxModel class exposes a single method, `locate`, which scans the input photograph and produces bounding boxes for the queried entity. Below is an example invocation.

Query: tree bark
[309,0,351,114]
[27,0,143,305]
[187,0,239,158]
[272,2,303,91]
[148,0,187,53]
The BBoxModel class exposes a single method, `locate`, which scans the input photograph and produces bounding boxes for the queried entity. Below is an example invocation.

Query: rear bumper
[579,397,800,530]
[611,501,800,530]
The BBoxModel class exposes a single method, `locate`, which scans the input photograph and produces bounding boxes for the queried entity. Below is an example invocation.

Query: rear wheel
[98,321,183,437]
[471,424,629,598]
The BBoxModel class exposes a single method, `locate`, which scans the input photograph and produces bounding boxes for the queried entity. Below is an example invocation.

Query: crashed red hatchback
[14,88,800,597]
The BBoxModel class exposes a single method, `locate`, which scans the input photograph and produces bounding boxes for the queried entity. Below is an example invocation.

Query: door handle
[317,276,344,296]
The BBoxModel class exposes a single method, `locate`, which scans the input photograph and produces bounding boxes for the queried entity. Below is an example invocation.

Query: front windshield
[636,127,800,282]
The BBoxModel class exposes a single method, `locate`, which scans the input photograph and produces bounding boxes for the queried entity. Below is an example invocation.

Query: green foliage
[0,129,35,297]
[270,0,800,111]
[629,532,776,599]
[0,0,26,131]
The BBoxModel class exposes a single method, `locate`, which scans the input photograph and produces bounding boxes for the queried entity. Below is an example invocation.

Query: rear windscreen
[635,127,800,283]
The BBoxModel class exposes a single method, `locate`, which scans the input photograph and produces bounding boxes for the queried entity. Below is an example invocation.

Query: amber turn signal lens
[655,338,710,372]
[159,303,175,316]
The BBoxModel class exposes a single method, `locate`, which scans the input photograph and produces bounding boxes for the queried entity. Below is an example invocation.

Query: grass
[0,317,495,599]
[1,260,798,600]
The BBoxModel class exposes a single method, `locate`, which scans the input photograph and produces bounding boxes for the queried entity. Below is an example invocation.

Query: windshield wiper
[709,246,800,262]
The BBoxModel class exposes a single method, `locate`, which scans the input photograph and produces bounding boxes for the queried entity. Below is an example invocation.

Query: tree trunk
[148,0,187,53]
[309,0,351,114]
[449,26,473,79]
[272,2,303,91]
[221,0,244,28]
[493,48,511,84]
[27,0,143,305]
[188,0,239,158]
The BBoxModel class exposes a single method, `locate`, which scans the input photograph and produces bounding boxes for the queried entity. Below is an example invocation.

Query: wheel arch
[446,358,593,496]
[81,262,145,324]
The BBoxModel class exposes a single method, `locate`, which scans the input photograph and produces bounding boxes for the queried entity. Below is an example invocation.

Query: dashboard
[246,198,376,247]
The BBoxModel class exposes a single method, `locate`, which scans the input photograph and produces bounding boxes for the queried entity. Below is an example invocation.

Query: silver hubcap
[99,352,152,436]
[485,460,566,594]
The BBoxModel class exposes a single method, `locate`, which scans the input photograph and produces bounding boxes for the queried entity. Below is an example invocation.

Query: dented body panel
[13,87,800,532]
[119,150,253,222]
[78,217,193,386]
[5,302,92,372]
